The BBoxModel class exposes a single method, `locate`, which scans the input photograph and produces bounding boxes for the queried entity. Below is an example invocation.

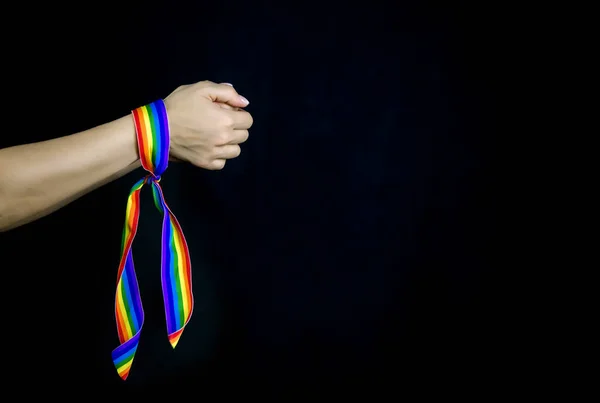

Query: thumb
[204,82,249,108]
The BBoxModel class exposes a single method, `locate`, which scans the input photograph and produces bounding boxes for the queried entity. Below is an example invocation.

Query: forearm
[0,115,141,232]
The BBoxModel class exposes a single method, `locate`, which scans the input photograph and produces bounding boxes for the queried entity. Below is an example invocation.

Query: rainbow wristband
[111,99,194,381]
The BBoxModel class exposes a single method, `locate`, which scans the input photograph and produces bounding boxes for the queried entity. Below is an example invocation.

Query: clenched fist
[164,80,254,170]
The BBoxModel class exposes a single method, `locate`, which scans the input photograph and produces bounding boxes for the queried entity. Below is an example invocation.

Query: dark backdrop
[1,0,501,395]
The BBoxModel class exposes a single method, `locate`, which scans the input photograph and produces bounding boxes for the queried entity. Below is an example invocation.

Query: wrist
[131,100,171,176]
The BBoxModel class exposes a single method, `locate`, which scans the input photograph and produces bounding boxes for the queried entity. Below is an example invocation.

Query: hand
[164,80,254,170]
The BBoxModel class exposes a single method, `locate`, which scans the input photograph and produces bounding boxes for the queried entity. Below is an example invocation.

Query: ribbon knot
[111,100,194,381]
[146,173,161,183]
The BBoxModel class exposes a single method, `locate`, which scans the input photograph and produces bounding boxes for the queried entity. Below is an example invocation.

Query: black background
[1,0,502,395]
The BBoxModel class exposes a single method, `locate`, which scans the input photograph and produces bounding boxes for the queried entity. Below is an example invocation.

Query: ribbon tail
[112,178,146,380]
[151,181,194,349]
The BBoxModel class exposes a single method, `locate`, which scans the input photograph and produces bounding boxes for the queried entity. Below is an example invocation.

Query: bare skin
[0,81,253,232]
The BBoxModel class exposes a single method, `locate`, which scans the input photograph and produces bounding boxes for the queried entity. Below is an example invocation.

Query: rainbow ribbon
[111,99,194,381]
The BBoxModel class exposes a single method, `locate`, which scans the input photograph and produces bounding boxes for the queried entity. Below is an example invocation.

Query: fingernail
[222,82,233,86]
[239,95,249,105]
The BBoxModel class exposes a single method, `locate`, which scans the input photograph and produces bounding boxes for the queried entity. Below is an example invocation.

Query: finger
[208,159,226,170]
[206,83,249,108]
[226,109,254,130]
[215,145,241,159]
[216,102,240,111]
[228,129,249,145]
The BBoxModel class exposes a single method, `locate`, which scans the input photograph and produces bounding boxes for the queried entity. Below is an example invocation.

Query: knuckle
[217,131,230,144]
[192,156,208,168]
[210,147,222,158]
[211,160,226,170]
[221,115,235,128]
[196,155,211,167]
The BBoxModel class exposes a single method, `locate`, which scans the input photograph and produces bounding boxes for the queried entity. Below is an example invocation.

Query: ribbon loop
[111,100,194,381]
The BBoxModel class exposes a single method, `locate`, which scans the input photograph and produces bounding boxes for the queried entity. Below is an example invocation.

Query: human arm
[0,116,140,232]
[0,81,253,232]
